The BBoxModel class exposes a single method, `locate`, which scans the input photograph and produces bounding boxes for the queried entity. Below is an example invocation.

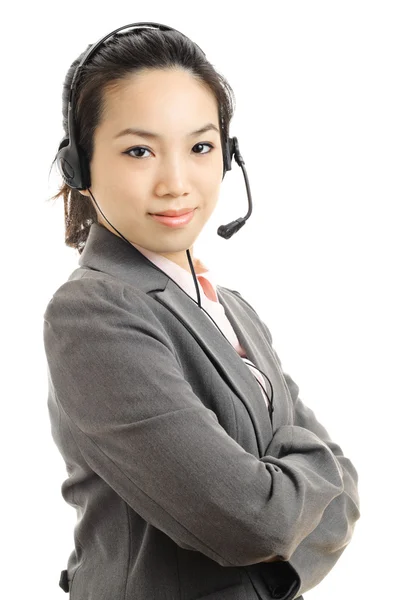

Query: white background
[1,1,399,598]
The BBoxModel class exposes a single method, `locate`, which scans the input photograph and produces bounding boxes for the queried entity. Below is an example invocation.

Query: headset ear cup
[56,138,91,190]
[77,145,91,190]
[56,140,74,184]
[228,137,234,168]
[222,136,234,181]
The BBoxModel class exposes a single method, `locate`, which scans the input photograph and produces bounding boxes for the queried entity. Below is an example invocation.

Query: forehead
[99,68,219,136]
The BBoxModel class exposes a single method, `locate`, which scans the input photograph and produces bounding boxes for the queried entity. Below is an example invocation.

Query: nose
[154,156,191,197]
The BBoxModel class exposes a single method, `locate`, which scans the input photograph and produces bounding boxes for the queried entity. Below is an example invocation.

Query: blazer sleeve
[43,277,345,570]
[230,289,361,597]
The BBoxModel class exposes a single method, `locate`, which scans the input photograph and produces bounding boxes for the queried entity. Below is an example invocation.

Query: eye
[123,142,215,159]
[124,147,152,159]
[192,142,214,154]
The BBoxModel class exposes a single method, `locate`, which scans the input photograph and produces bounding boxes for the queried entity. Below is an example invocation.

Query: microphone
[217,137,253,239]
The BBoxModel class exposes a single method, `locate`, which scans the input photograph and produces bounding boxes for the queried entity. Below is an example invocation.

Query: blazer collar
[75,223,292,454]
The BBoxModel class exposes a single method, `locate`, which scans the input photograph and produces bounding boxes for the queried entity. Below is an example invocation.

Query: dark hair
[48,27,236,254]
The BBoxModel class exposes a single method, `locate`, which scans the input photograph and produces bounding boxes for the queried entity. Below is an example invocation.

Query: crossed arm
[230,289,361,596]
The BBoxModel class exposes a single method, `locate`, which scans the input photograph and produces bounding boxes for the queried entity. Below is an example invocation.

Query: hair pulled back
[49,27,236,254]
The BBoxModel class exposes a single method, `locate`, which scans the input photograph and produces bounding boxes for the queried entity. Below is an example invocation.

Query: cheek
[103,165,140,196]
[202,191,220,219]
[205,178,221,203]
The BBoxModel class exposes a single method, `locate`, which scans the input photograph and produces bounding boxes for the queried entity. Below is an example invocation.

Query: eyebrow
[113,123,220,140]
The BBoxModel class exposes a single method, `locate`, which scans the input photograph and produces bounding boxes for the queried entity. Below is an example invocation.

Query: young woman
[43,22,360,600]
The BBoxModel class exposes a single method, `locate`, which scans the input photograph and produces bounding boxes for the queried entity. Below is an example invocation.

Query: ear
[79,189,90,197]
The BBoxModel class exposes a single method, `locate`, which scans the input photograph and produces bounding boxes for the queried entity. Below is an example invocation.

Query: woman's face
[80,67,224,271]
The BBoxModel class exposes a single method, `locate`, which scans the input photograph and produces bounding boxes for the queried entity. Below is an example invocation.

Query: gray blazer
[43,223,360,600]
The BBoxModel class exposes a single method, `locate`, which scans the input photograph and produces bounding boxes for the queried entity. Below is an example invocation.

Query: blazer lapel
[214,289,294,435]
[153,281,273,456]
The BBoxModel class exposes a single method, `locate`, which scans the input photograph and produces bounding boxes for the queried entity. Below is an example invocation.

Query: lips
[150,209,196,227]
[151,208,194,217]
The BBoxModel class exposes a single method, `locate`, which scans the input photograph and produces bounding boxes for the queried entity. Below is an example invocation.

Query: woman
[43,22,360,600]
